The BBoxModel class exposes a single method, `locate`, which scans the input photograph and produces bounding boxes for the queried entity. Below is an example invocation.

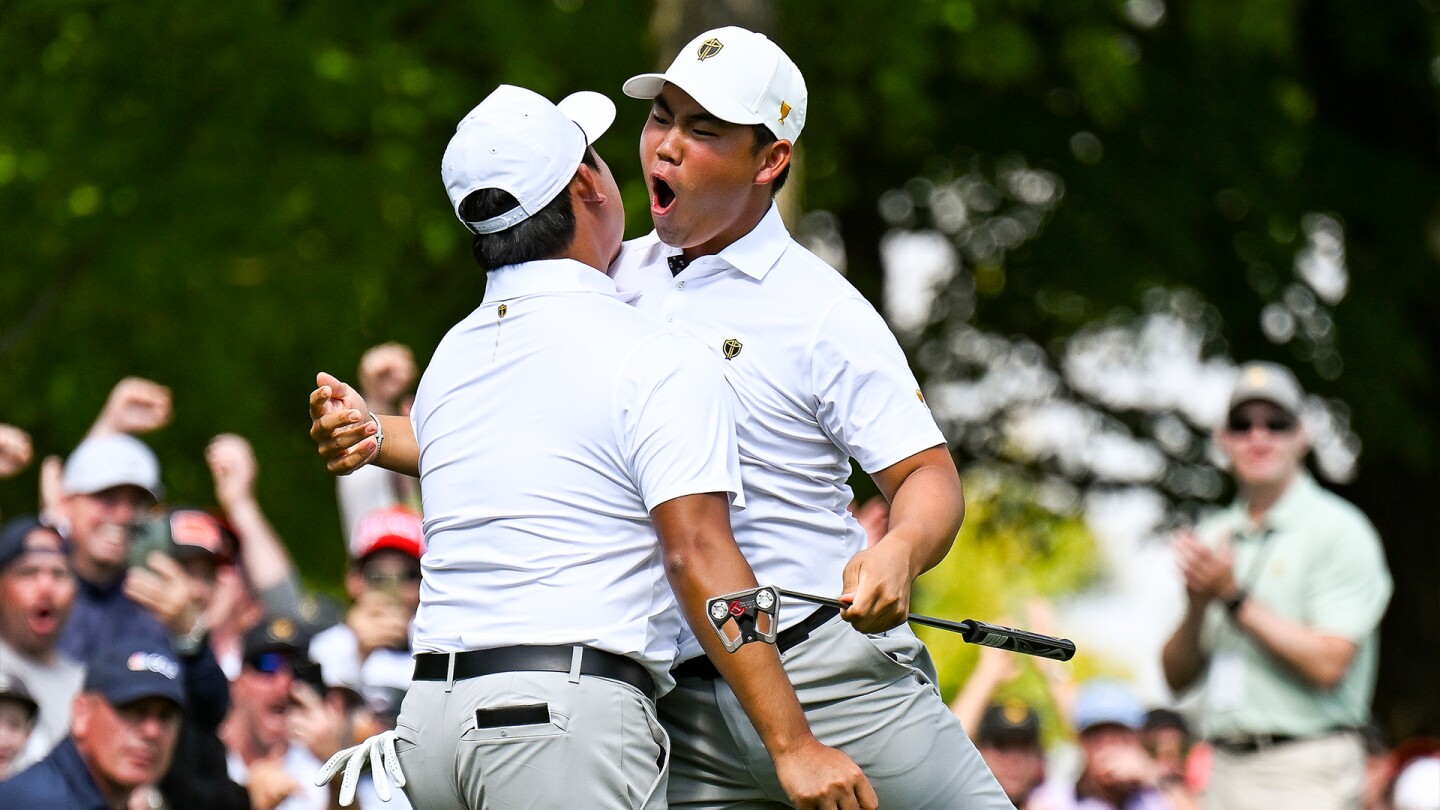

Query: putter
[705,586,1077,662]
[704,585,780,653]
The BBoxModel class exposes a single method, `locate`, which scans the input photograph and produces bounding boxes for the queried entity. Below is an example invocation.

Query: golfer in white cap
[314,83,874,810]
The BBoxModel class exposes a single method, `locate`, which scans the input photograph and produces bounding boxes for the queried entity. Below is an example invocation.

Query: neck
[72,555,120,588]
[1241,471,1300,523]
[682,197,772,262]
[86,762,135,810]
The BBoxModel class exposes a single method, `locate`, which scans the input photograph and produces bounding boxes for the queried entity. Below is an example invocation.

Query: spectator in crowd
[1030,680,1173,810]
[222,615,353,810]
[976,700,1048,808]
[0,639,184,810]
[308,505,420,696]
[0,515,83,774]
[130,507,250,809]
[1141,710,1192,791]
[335,343,420,546]
[0,673,37,777]
[1162,361,1392,809]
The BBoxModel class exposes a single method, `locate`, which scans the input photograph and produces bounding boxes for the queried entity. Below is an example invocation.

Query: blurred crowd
[0,347,1433,810]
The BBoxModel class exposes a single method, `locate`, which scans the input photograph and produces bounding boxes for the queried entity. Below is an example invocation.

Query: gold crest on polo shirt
[722,338,743,360]
[697,38,723,60]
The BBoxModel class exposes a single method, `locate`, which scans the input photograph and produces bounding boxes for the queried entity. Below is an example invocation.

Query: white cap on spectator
[442,84,615,235]
[624,26,808,143]
[62,434,162,500]
[1393,756,1440,810]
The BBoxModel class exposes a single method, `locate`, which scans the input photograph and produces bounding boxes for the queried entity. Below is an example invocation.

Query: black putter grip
[955,619,1076,662]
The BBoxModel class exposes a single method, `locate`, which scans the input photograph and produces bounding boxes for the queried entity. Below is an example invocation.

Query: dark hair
[461,147,599,270]
[751,125,789,196]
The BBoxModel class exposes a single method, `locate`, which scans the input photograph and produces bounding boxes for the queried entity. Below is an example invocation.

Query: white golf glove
[315,729,407,806]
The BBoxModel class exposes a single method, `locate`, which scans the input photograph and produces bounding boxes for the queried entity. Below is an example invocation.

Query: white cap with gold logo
[624,26,807,143]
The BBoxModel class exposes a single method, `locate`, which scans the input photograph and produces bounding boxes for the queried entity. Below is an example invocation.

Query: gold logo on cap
[722,338,743,360]
[1246,367,1268,387]
[697,38,724,60]
[270,617,295,641]
[916,389,926,404]
[779,102,792,124]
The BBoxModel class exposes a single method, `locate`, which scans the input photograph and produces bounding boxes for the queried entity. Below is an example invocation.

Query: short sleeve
[619,335,745,512]
[810,296,945,473]
[1306,514,1392,640]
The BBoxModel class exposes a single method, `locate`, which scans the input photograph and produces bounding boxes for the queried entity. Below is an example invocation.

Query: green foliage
[913,464,1100,704]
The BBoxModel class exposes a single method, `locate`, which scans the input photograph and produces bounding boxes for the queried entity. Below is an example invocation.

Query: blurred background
[2,0,1436,742]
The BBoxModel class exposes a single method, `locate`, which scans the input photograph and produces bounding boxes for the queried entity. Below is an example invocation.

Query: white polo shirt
[611,204,945,661]
[408,258,744,693]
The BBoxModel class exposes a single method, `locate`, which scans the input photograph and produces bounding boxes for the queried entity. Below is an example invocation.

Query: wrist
[1222,589,1248,616]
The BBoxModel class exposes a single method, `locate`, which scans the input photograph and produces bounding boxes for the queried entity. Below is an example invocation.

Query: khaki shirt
[1195,473,1391,739]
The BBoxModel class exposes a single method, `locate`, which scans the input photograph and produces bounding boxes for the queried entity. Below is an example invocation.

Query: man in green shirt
[1162,361,1391,810]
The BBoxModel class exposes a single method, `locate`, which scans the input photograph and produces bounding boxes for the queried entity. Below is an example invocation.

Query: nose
[654,126,681,166]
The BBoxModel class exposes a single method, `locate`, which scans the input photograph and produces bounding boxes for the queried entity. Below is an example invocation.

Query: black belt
[671,605,841,680]
[1209,727,1357,754]
[413,645,654,700]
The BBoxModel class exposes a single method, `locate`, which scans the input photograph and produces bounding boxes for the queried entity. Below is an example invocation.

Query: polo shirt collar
[659,202,789,281]
[482,259,633,304]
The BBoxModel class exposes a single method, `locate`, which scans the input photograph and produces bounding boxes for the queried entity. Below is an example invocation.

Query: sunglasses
[1226,416,1296,435]
[248,651,293,675]
[362,568,421,588]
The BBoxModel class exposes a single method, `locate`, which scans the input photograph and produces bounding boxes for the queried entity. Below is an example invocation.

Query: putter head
[705,585,780,653]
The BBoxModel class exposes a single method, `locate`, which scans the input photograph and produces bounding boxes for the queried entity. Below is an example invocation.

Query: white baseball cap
[442,84,616,235]
[62,434,163,500]
[624,26,808,143]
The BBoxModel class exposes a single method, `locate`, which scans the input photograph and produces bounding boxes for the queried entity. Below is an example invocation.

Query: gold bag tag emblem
[722,338,743,360]
[697,38,724,60]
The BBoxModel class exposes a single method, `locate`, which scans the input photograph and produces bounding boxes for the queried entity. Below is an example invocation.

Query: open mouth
[651,176,676,213]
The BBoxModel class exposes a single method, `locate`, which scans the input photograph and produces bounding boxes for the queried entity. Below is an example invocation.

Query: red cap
[350,506,424,561]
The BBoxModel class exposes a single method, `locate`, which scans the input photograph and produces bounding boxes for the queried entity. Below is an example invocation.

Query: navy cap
[83,641,186,710]
[0,515,67,572]
[0,671,38,720]
[978,699,1041,746]
[243,614,312,663]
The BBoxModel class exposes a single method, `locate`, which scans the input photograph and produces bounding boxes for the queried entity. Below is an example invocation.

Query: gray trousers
[661,615,1013,809]
[393,668,669,809]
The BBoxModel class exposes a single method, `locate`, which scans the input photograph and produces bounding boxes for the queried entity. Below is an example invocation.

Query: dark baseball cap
[0,671,38,721]
[978,699,1041,747]
[83,641,186,710]
[161,507,236,564]
[243,614,312,663]
[0,515,68,572]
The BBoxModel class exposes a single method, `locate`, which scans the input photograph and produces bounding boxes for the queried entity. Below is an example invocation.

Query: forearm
[655,495,816,759]
[1231,598,1356,690]
[1161,600,1209,693]
[949,665,1005,733]
[375,414,420,478]
[221,496,294,591]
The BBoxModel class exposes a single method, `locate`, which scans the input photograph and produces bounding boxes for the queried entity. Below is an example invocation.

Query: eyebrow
[652,95,730,130]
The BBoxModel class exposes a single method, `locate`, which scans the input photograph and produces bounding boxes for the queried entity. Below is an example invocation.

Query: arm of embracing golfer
[309,372,420,477]
[653,492,879,810]
[840,445,964,634]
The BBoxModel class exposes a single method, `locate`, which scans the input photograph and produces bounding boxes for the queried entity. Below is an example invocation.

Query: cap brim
[557,91,615,146]
[621,73,767,128]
